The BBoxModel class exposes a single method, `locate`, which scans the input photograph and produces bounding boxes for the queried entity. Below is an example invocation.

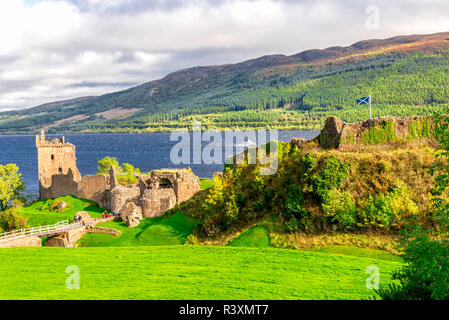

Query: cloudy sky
[1,0,449,111]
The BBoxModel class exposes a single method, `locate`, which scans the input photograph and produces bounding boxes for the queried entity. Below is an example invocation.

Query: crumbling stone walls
[76,175,110,207]
[141,188,177,218]
[36,131,202,224]
[39,169,79,199]
[317,116,435,150]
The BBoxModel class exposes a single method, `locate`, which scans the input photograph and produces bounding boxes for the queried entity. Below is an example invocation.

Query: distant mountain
[2,31,449,134]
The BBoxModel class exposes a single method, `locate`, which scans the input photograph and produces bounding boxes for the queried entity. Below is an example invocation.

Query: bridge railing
[0,219,84,243]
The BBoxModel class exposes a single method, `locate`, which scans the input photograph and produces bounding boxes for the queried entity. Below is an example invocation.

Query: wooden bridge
[0,219,84,244]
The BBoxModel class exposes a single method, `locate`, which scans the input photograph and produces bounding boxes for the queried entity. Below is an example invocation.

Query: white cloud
[1,0,449,109]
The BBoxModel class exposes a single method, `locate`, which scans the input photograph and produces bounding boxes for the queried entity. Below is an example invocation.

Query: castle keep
[36,130,81,196]
[36,130,200,225]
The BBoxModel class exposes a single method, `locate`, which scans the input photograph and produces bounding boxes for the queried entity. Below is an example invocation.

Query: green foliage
[308,156,348,201]
[357,195,395,229]
[201,170,240,232]
[379,239,449,300]
[97,156,123,175]
[378,109,449,300]
[354,181,418,230]
[408,118,431,139]
[123,163,140,174]
[285,188,313,232]
[0,163,23,211]
[322,190,357,230]
[361,120,396,145]
[0,207,28,232]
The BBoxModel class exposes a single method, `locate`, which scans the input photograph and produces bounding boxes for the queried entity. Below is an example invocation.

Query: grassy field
[78,212,199,247]
[228,226,271,248]
[312,246,403,262]
[0,245,401,300]
[19,195,106,227]
[200,179,214,190]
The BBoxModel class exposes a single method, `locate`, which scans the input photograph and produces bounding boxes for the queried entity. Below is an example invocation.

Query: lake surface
[0,131,319,198]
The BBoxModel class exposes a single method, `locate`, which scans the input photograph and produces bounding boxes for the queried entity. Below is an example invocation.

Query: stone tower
[36,129,81,199]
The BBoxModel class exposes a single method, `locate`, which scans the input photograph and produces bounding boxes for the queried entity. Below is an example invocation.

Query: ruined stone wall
[317,116,435,150]
[174,171,201,204]
[141,188,177,218]
[0,236,42,248]
[77,175,110,207]
[106,184,141,214]
[87,226,121,236]
[40,169,79,200]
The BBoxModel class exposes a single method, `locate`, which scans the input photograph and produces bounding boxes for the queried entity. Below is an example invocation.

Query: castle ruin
[36,130,82,197]
[36,130,201,224]
[315,115,436,150]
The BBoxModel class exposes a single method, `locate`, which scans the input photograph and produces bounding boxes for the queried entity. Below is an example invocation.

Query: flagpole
[369,95,372,119]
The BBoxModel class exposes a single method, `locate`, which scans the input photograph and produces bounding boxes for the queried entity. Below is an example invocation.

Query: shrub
[309,156,348,201]
[378,237,449,300]
[186,234,200,245]
[357,195,393,229]
[123,163,140,174]
[378,111,449,300]
[285,188,314,231]
[322,190,357,230]
[97,156,124,175]
[0,163,23,211]
[356,181,418,230]
[0,207,27,232]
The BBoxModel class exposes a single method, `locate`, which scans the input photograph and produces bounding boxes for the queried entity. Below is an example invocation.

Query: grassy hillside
[228,225,271,248]
[172,139,438,251]
[1,32,449,134]
[0,246,401,300]
[78,212,199,247]
[19,195,106,227]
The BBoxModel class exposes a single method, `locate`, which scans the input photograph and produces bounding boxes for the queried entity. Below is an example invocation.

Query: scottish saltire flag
[356,96,370,105]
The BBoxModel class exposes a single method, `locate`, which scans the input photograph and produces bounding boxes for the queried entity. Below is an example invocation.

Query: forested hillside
[1,32,449,133]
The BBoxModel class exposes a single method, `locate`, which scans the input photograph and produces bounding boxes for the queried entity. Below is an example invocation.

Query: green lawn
[19,195,107,227]
[200,179,214,190]
[78,212,199,247]
[312,246,403,262]
[0,245,401,300]
[228,225,271,248]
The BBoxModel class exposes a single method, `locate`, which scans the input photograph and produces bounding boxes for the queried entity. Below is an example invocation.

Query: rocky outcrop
[120,202,143,228]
